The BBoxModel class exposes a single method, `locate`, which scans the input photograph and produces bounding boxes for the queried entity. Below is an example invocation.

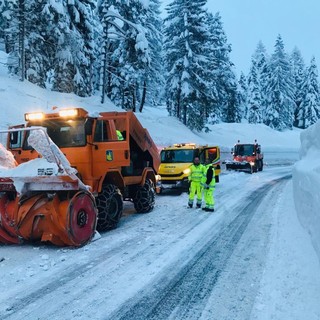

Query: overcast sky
[161,0,320,75]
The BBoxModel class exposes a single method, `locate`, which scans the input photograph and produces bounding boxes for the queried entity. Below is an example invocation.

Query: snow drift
[293,120,320,261]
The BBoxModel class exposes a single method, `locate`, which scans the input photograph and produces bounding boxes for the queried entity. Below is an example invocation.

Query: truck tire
[96,184,123,231]
[258,160,263,171]
[134,179,155,213]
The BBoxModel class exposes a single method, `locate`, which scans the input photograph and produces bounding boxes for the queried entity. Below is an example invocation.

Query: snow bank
[293,120,320,261]
[0,143,17,168]
[0,128,83,193]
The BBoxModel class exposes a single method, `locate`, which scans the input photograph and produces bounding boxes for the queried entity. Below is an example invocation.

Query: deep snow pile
[293,120,320,261]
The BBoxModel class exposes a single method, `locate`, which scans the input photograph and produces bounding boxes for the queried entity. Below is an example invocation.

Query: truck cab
[226,141,263,173]
[158,143,221,192]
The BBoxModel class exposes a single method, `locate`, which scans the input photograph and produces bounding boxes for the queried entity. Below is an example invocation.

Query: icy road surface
[1,166,319,320]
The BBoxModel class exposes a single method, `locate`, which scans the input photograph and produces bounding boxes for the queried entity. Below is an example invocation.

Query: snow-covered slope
[0,50,301,154]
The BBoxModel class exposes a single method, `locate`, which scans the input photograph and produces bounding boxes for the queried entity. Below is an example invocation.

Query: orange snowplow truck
[225,140,263,173]
[0,108,160,246]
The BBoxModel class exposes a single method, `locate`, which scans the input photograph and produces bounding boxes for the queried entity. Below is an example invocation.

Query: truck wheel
[134,179,155,213]
[96,184,123,231]
[258,160,263,171]
[252,162,258,173]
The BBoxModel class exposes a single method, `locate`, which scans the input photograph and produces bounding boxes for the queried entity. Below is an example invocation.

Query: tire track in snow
[1,200,211,319]
[108,175,291,320]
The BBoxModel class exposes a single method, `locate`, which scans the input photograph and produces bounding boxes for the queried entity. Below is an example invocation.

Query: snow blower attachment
[0,127,97,246]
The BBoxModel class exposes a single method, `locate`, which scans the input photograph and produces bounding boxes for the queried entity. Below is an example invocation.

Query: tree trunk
[100,22,109,104]
[18,0,25,82]
[132,84,136,112]
[139,80,147,112]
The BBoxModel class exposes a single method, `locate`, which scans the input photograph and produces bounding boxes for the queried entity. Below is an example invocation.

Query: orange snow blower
[0,127,97,246]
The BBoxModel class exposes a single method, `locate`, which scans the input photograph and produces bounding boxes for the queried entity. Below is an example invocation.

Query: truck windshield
[234,144,254,156]
[23,119,86,149]
[161,149,195,163]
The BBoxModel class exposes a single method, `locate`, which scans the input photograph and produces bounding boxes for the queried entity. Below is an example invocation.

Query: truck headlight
[183,168,191,175]
[249,161,255,166]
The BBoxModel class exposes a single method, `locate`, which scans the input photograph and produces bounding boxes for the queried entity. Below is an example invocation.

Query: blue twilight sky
[161,0,320,75]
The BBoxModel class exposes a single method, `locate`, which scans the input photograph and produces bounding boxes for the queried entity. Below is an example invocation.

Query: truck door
[92,119,130,174]
[200,146,221,182]
[200,146,220,164]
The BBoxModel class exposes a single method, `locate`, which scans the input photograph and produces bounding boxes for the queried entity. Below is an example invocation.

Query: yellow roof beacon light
[25,112,45,121]
[59,108,79,118]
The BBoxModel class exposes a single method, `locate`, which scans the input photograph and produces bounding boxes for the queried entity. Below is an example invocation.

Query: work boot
[202,207,209,211]
[207,208,214,212]
[188,203,193,208]
[196,203,201,208]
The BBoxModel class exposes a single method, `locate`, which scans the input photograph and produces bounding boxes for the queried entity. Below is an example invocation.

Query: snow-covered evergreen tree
[237,72,248,119]
[264,35,295,130]
[164,0,214,131]
[247,61,263,123]
[0,0,17,53]
[298,57,320,128]
[290,47,307,127]
[98,0,152,110]
[50,0,96,96]
[251,41,269,118]
[144,0,164,108]
[207,12,238,123]
[1,0,96,95]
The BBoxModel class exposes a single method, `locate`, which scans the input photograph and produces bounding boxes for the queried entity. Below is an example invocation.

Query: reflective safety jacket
[188,164,204,182]
[116,130,124,140]
[201,164,215,187]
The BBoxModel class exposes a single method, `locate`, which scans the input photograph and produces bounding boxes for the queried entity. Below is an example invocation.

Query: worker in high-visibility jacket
[201,159,215,212]
[188,157,204,208]
[116,130,124,140]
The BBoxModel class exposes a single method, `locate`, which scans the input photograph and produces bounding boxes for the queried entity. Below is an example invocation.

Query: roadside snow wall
[292,120,320,261]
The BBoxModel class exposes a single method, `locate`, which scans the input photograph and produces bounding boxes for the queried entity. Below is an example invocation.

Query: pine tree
[144,0,164,108]
[299,57,320,128]
[1,0,96,95]
[251,41,269,118]
[247,61,263,123]
[238,72,248,119]
[164,0,214,131]
[0,0,23,77]
[97,0,151,110]
[264,35,295,130]
[290,47,307,127]
[207,12,238,123]
[51,0,96,96]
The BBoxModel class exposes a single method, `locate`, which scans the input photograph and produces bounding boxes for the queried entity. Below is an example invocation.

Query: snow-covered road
[1,166,320,320]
